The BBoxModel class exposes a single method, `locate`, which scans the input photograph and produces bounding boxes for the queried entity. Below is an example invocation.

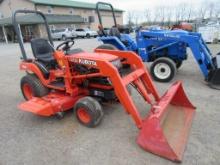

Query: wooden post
[2,26,8,44]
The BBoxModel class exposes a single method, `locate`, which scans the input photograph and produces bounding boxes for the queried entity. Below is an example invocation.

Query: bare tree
[164,6,173,26]
[156,6,165,25]
[207,1,215,18]
[152,9,160,24]
[174,6,181,23]
[213,1,220,18]
[197,1,208,20]
[145,8,151,25]
[127,11,135,27]
[186,4,193,22]
[178,3,188,21]
[133,12,140,26]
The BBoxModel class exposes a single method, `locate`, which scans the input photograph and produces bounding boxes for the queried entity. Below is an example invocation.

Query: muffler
[137,82,196,162]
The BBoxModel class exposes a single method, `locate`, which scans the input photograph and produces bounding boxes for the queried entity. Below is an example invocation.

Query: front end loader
[96,2,220,88]
[13,10,196,162]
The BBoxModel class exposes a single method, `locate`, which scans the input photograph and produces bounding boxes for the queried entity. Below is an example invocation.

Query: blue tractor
[96,2,220,89]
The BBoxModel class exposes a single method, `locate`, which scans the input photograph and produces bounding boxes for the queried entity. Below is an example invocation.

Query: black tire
[86,33,90,38]
[62,35,66,41]
[176,61,183,69]
[96,44,118,50]
[150,57,177,82]
[20,74,49,100]
[75,97,104,128]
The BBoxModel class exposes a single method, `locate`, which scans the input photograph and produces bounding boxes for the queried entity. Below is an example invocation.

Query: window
[47,6,53,14]
[89,16,95,23]
[69,8,74,14]
[50,25,55,31]
[83,17,88,22]
[0,12,3,18]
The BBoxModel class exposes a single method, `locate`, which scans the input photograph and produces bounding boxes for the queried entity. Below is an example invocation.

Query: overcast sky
[82,0,203,11]
[80,0,210,23]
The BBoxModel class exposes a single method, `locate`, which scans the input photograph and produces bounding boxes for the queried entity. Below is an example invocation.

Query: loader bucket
[207,56,220,90]
[137,82,196,162]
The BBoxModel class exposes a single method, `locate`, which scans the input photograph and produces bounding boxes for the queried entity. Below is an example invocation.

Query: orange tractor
[13,10,196,162]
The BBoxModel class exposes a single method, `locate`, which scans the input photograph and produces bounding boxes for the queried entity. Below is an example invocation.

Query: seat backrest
[109,27,120,38]
[31,38,54,60]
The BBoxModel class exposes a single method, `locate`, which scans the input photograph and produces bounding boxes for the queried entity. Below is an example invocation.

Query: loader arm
[94,49,195,161]
[140,30,217,79]
[92,49,161,127]
[175,33,214,78]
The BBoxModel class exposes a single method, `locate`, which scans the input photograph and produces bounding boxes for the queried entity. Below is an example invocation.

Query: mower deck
[18,92,83,116]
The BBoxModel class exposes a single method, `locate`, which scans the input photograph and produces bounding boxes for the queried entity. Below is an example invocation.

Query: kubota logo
[73,58,97,66]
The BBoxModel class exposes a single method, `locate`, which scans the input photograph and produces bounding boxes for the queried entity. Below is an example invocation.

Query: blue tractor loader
[96,2,220,89]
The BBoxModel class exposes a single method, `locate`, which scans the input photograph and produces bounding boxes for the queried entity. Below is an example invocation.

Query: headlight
[111,59,122,69]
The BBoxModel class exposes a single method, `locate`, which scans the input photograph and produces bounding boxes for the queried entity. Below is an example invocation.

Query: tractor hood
[67,52,119,62]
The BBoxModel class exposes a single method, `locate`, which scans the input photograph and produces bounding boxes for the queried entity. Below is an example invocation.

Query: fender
[20,62,65,91]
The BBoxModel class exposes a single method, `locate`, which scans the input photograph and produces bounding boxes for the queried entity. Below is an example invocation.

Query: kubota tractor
[13,10,196,162]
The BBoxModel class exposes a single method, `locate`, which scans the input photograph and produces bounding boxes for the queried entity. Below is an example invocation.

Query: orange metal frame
[18,49,195,162]
[19,49,161,128]
[93,49,161,128]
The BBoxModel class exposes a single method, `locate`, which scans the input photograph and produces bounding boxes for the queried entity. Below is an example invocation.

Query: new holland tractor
[13,10,195,162]
[96,2,220,89]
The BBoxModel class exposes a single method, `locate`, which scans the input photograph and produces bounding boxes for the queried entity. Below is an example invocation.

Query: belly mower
[13,10,196,162]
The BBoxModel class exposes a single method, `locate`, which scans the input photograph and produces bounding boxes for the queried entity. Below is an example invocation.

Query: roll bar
[12,10,54,61]
[96,2,117,28]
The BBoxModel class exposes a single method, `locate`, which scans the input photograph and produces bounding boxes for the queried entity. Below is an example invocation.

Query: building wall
[0,0,123,41]
[0,0,34,18]
[35,4,123,30]
[0,0,123,30]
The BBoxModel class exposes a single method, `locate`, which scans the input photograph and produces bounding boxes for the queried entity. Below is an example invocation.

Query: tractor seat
[31,38,55,64]
[109,27,121,38]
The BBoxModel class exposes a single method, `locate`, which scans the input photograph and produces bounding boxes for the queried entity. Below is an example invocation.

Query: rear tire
[96,44,117,50]
[86,33,90,38]
[150,57,177,82]
[75,97,104,128]
[20,74,49,100]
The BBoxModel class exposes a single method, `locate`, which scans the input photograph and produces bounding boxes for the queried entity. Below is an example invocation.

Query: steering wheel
[56,39,75,52]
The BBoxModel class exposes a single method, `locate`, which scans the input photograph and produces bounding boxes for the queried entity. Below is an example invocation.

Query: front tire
[150,57,177,82]
[20,74,49,100]
[75,97,104,128]
[86,33,90,38]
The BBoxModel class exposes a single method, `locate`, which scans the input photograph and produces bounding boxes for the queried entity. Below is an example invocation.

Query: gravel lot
[0,38,219,165]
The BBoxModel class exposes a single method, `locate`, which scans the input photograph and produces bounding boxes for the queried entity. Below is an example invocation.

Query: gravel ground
[0,38,219,165]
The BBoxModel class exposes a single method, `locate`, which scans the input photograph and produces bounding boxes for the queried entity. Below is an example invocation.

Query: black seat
[109,27,121,38]
[31,38,55,64]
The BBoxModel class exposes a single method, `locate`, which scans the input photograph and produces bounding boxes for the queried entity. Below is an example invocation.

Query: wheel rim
[154,63,171,80]
[77,108,91,123]
[23,83,33,100]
